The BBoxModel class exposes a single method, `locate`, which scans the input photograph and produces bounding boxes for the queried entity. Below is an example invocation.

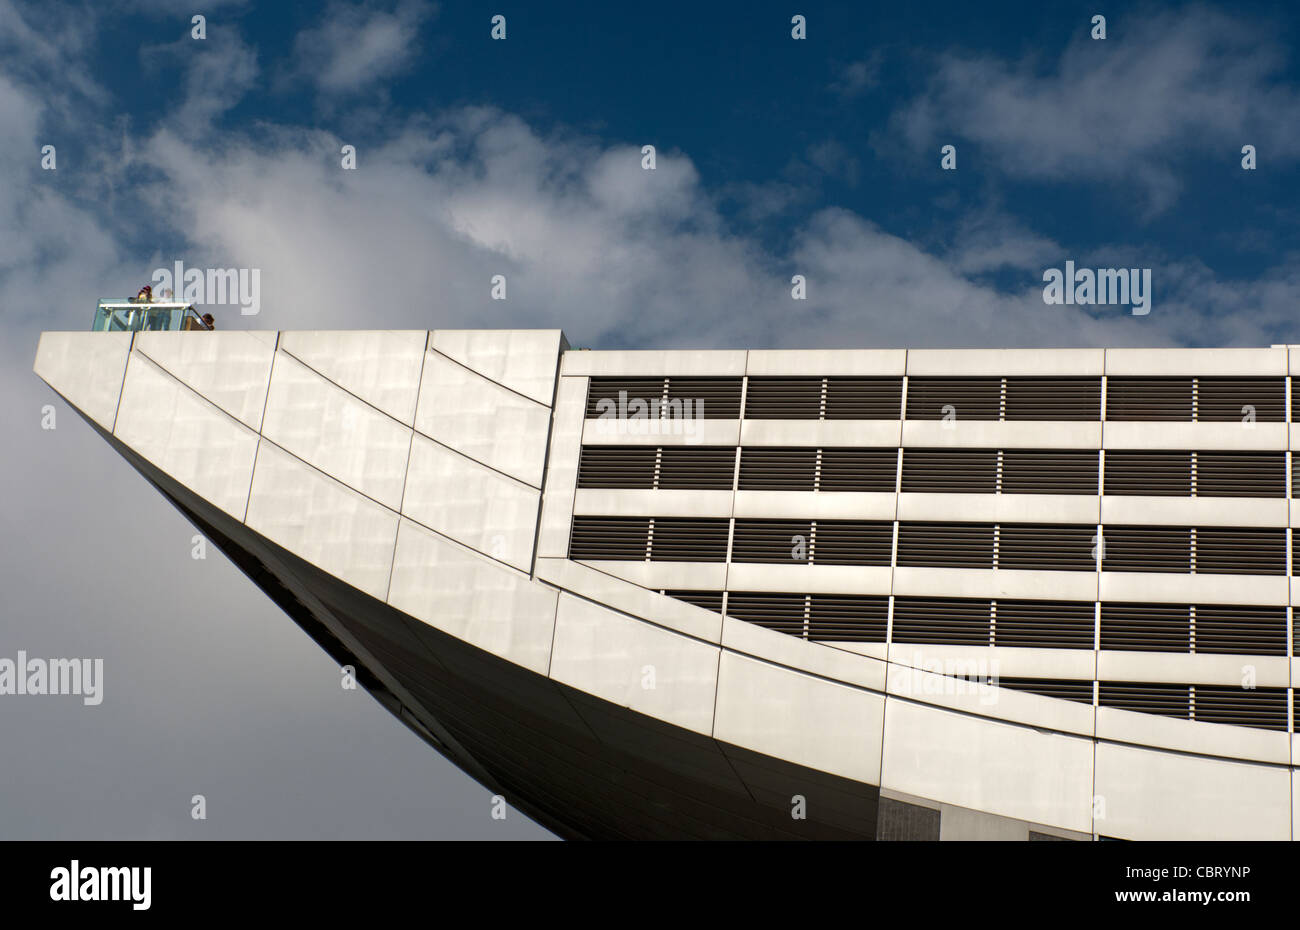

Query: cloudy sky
[3,0,1299,839]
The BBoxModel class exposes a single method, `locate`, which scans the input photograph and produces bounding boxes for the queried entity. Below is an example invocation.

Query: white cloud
[290,0,435,95]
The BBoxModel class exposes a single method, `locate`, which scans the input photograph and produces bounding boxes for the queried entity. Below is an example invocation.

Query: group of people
[133,285,216,330]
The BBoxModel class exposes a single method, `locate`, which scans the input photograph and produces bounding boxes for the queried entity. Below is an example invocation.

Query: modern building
[33,327,1300,839]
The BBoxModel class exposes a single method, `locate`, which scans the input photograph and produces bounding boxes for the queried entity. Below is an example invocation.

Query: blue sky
[4,0,1300,840]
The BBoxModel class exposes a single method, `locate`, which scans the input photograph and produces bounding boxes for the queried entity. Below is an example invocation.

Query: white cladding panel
[135,330,277,430]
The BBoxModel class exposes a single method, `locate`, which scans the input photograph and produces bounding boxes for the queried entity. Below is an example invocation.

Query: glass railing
[92,299,211,332]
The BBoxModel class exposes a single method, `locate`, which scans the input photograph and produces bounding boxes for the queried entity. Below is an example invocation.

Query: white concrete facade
[34,334,1300,840]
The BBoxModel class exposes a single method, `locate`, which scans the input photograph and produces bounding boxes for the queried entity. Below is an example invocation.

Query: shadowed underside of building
[35,329,1300,840]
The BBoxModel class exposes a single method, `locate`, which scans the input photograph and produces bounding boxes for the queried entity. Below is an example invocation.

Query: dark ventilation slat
[577,446,657,489]
[585,378,665,418]
[742,377,822,419]
[1103,451,1191,496]
[1003,377,1101,421]
[569,516,649,560]
[1196,378,1284,422]
[824,378,903,419]
[1101,525,1190,572]
[1194,604,1286,656]
[905,377,1001,420]
[998,524,1097,572]
[664,590,723,613]
[1100,603,1190,652]
[725,592,806,636]
[896,522,994,568]
[1105,378,1193,421]
[1195,527,1285,575]
[900,449,998,493]
[819,449,899,491]
[993,600,1095,649]
[992,678,1094,704]
[731,520,811,564]
[1099,682,1191,719]
[892,597,992,645]
[1001,450,1099,495]
[657,446,735,489]
[1196,452,1285,498]
[812,521,894,566]
[807,595,889,642]
[649,518,730,562]
[1193,686,1287,730]
[738,448,816,490]
[665,377,742,419]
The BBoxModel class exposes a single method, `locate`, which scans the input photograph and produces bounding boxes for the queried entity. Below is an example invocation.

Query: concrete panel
[733,491,897,521]
[1096,652,1287,688]
[576,559,728,592]
[746,349,906,376]
[537,376,587,559]
[280,330,427,425]
[388,519,557,675]
[898,492,1099,525]
[886,662,1094,739]
[1102,495,1287,528]
[725,563,893,596]
[886,643,1097,686]
[583,417,740,446]
[34,331,132,430]
[714,651,885,784]
[548,593,719,735]
[1104,347,1287,376]
[1099,572,1288,606]
[740,420,902,448]
[114,353,259,520]
[244,440,399,601]
[880,697,1094,834]
[1103,421,1286,451]
[573,488,734,518]
[907,348,1105,377]
[135,330,277,430]
[261,351,412,509]
[903,421,1101,449]
[415,351,551,488]
[431,329,564,406]
[719,616,886,691]
[892,567,1099,602]
[535,557,722,642]
[561,349,747,378]
[1093,741,1290,839]
[401,434,540,572]
[1095,707,1288,767]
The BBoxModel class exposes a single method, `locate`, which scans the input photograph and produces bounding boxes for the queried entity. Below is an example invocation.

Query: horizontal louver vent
[1195,604,1286,656]
[993,600,1095,649]
[824,378,904,419]
[724,592,806,636]
[649,518,730,562]
[657,446,735,489]
[892,597,991,645]
[990,678,1094,704]
[731,520,810,564]
[819,449,899,491]
[901,449,997,493]
[1001,450,1099,495]
[1100,603,1190,652]
[584,377,741,419]
[1101,682,1289,730]
[1196,378,1284,422]
[1196,452,1285,498]
[1099,682,1191,718]
[1003,378,1101,420]
[738,448,816,490]
[998,524,1096,572]
[1105,378,1193,421]
[569,516,648,560]
[1101,526,1190,572]
[905,377,1001,420]
[813,521,895,565]
[663,590,723,612]
[807,595,889,642]
[741,377,821,419]
[577,447,656,488]
[1104,452,1191,495]
[896,523,994,568]
[1196,527,1285,575]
